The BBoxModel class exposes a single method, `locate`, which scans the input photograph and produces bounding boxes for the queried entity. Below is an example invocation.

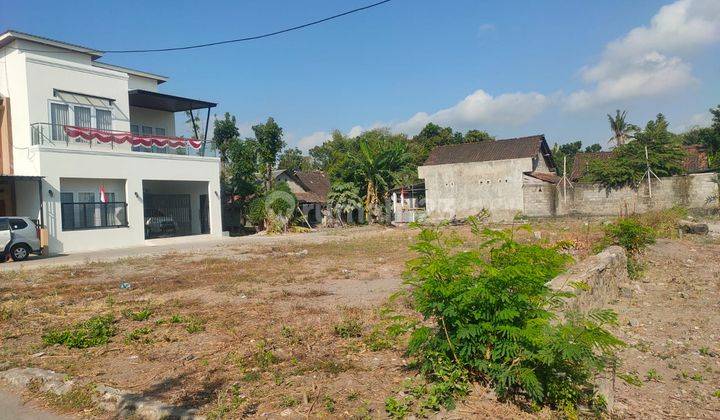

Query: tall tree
[551,141,583,176]
[253,117,285,191]
[348,133,408,222]
[607,109,638,147]
[278,147,312,172]
[409,123,462,167]
[464,129,493,143]
[212,112,240,162]
[584,143,602,153]
[308,130,354,175]
[225,137,259,199]
[587,113,685,188]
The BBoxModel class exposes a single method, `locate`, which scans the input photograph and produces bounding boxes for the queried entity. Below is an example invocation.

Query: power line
[12,0,393,55]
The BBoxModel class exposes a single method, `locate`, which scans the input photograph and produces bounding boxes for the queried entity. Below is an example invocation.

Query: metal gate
[143,193,192,238]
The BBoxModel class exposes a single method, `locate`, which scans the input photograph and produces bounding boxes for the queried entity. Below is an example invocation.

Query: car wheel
[10,244,30,261]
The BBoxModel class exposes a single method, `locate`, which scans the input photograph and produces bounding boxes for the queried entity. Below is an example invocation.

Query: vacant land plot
[0,220,718,418]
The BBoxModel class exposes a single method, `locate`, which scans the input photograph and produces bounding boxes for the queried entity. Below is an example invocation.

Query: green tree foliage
[277,147,312,172]
[308,130,355,174]
[680,105,720,168]
[464,129,493,143]
[327,182,363,224]
[585,143,602,153]
[253,117,286,190]
[225,137,259,198]
[586,114,686,189]
[404,221,623,410]
[212,112,240,162]
[407,123,492,167]
[347,132,409,222]
[551,141,583,175]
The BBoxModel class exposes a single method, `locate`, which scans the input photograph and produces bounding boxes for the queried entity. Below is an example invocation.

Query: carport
[0,175,44,227]
[142,180,210,239]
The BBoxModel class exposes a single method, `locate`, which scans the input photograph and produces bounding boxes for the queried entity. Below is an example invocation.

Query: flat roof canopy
[0,175,43,181]
[129,89,217,112]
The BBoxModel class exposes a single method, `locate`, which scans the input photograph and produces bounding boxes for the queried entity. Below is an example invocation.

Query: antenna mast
[639,145,661,198]
[556,155,573,204]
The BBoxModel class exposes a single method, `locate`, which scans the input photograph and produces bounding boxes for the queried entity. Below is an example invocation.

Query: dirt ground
[609,236,720,418]
[0,220,718,418]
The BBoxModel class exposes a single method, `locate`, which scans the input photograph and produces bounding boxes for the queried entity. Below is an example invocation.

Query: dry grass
[0,221,603,418]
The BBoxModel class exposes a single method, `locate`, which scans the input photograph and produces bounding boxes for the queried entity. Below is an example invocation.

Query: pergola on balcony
[31,89,217,156]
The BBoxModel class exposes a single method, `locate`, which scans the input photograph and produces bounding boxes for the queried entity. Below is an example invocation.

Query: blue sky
[2,0,719,150]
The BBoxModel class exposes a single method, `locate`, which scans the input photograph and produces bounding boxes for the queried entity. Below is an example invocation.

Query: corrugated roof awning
[128,89,217,112]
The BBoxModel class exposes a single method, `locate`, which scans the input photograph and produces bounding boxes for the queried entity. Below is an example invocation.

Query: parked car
[145,210,178,237]
[0,217,42,261]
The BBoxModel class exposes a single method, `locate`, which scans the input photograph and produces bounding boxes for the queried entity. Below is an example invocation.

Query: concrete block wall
[524,172,718,217]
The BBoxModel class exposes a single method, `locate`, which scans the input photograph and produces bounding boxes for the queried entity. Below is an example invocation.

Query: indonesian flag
[99,185,108,203]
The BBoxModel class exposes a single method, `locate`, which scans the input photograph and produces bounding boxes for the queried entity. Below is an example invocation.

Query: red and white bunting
[63,126,202,150]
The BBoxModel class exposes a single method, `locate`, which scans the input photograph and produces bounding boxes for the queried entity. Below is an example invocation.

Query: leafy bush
[123,307,152,321]
[333,319,363,338]
[604,218,656,254]
[403,220,623,410]
[42,315,117,349]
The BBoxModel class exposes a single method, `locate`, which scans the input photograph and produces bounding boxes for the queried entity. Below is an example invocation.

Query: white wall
[129,106,176,136]
[128,75,159,92]
[38,148,221,253]
[418,157,534,221]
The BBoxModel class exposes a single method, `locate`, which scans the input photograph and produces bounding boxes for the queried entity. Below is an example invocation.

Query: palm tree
[348,139,408,223]
[327,182,363,224]
[607,109,638,147]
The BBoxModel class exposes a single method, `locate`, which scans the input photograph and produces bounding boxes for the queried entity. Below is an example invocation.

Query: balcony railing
[61,201,128,231]
[30,123,216,157]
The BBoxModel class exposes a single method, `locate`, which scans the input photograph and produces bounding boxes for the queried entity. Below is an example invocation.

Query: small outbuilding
[274,169,330,225]
[418,135,558,221]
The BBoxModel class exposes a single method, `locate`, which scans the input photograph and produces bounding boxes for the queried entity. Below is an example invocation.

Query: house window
[96,109,112,131]
[74,106,92,128]
[50,103,69,141]
[60,192,75,230]
[50,100,112,142]
[60,191,128,231]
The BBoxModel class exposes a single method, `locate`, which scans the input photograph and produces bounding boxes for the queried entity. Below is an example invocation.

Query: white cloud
[566,0,720,111]
[347,125,364,138]
[297,131,331,151]
[478,23,495,33]
[676,110,713,131]
[565,52,696,110]
[392,89,550,135]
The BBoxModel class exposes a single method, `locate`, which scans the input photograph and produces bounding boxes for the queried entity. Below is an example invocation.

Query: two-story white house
[0,30,223,254]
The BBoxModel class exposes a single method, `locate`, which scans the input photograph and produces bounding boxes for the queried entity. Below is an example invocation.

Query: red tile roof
[424,135,552,167]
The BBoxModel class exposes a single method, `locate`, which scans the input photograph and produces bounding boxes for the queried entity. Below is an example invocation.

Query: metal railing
[61,201,128,231]
[30,123,216,157]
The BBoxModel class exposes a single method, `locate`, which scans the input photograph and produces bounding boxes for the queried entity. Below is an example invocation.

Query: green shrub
[403,220,623,410]
[334,319,363,338]
[604,218,656,254]
[42,315,117,349]
[123,308,152,321]
[126,327,153,343]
